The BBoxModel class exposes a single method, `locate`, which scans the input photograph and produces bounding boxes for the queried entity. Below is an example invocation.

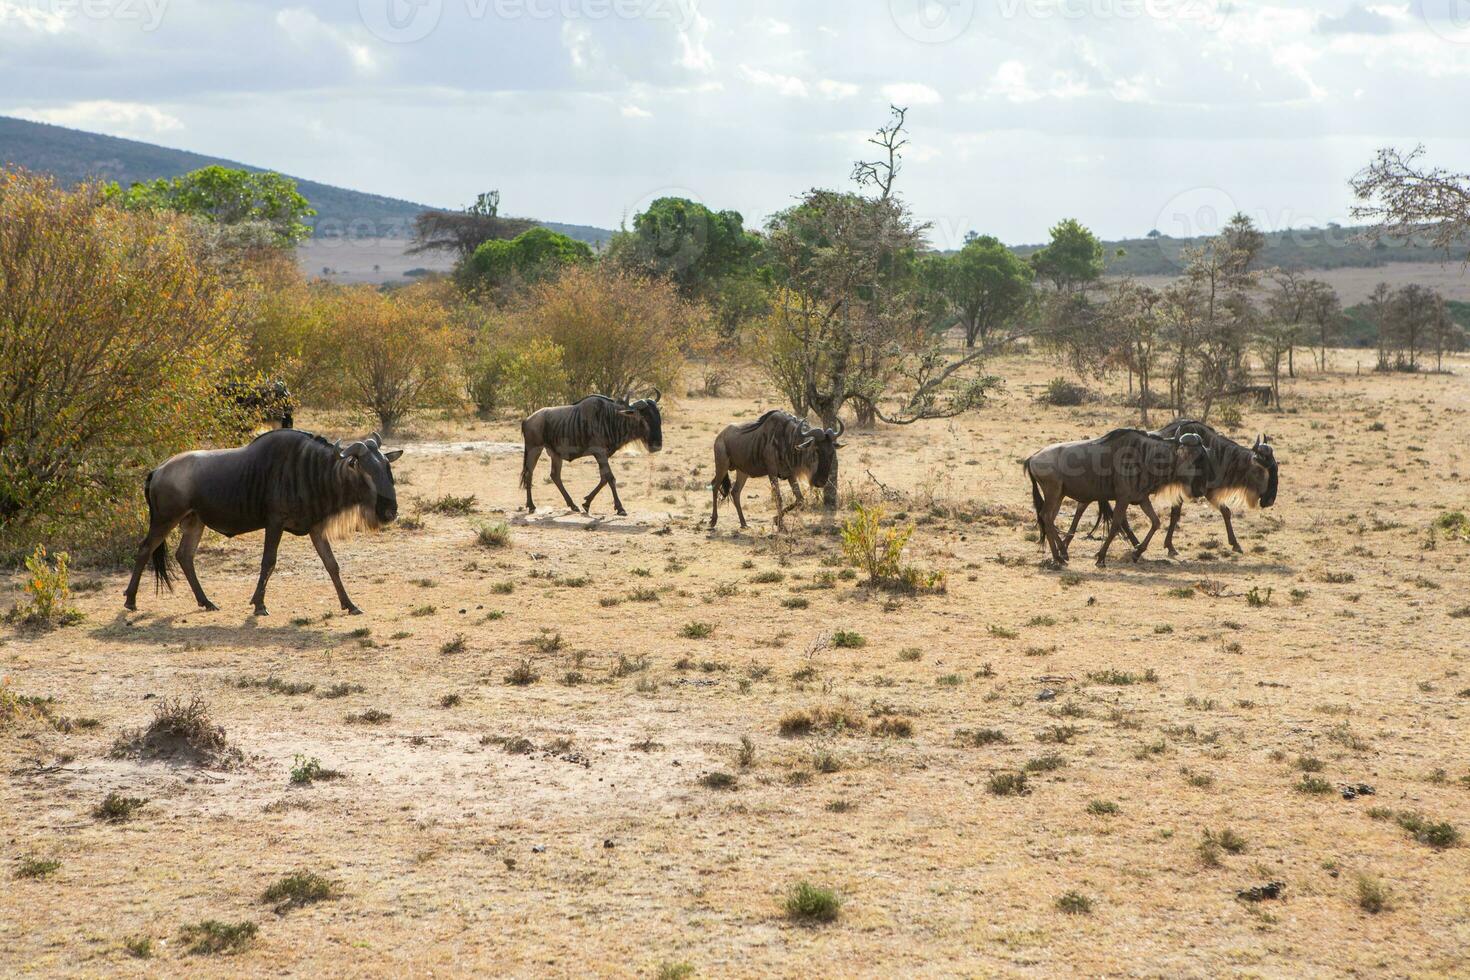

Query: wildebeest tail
[1025,460,1046,547]
[717,475,732,499]
[144,471,173,594]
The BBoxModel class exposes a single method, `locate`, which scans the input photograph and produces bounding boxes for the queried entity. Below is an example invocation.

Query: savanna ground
[3,351,1468,977]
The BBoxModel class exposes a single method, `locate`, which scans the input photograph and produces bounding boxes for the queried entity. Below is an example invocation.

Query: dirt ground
[3,351,1468,977]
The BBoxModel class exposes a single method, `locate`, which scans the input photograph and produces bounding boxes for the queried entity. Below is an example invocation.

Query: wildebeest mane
[1156,419,1274,510]
[244,429,376,534]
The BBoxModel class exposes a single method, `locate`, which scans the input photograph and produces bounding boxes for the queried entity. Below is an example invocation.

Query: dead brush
[110,697,242,769]
[778,705,866,737]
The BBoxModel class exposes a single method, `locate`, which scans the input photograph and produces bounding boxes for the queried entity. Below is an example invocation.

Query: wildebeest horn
[833,417,846,439]
[796,437,815,450]
[367,432,382,449]
[1180,433,1203,447]
[1253,434,1263,449]
[651,388,662,404]
[341,441,369,458]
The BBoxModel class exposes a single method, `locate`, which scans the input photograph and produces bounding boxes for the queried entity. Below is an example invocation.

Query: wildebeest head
[618,389,664,453]
[796,417,845,489]
[1173,432,1215,497]
[1251,434,1279,508]
[340,432,403,526]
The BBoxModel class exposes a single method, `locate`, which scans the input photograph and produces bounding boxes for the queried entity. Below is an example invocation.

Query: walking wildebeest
[1026,428,1215,567]
[1071,420,1279,556]
[520,391,663,516]
[1153,420,1278,555]
[709,411,843,530]
[122,429,402,616]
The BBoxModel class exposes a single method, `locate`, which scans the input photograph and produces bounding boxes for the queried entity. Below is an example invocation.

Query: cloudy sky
[4,0,1470,246]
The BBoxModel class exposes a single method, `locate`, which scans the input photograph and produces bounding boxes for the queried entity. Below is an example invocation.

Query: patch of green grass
[1087,668,1158,686]
[680,621,715,640]
[178,919,257,956]
[262,870,338,913]
[959,728,1009,747]
[1086,800,1118,816]
[1204,828,1247,854]
[988,625,1019,639]
[423,494,477,516]
[124,936,153,959]
[629,586,660,603]
[750,570,785,584]
[781,596,810,610]
[831,630,866,649]
[1396,812,1460,849]
[783,881,840,923]
[1024,753,1066,773]
[14,856,60,879]
[1295,776,1333,795]
[656,963,696,980]
[475,521,510,548]
[935,673,962,687]
[897,647,922,662]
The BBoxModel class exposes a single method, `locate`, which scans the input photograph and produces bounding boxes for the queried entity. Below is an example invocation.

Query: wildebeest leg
[1061,501,1091,553]
[1220,506,1243,553]
[1162,505,1184,557]
[310,526,360,615]
[1096,503,1129,568]
[769,476,788,530]
[582,451,624,516]
[521,445,543,511]
[175,515,217,611]
[123,512,183,610]
[732,474,750,529]
[249,524,283,616]
[788,479,805,510]
[548,454,578,511]
[1131,499,1162,562]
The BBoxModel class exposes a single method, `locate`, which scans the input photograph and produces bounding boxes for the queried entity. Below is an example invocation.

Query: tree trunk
[1287,346,1295,378]
[813,399,843,510]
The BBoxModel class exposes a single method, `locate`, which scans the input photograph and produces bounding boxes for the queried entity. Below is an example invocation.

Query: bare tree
[1351,147,1470,261]
[851,105,909,201]
[408,190,534,261]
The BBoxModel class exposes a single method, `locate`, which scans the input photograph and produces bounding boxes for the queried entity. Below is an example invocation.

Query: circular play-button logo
[359,0,443,44]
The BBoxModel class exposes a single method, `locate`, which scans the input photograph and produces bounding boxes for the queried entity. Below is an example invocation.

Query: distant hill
[0,116,612,246]
[1010,225,1466,277]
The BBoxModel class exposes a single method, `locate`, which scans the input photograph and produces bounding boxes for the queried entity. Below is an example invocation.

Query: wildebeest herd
[122,390,1279,613]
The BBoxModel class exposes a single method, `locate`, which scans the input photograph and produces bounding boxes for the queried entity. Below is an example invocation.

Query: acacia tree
[409,190,534,261]
[457,226,592,299]
[109,166,315,247]
[1351,146,1470,261]
[756,109,1000,507]
[1304,282,1344,371]
[1030,219,1104,293]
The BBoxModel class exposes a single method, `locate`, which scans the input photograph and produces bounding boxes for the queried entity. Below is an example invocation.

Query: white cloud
[986,62,1040,103]
[817,78,859,100]
[677,6,714,73]
[621,104,652,118]
[0,0,67,34]
[882,82,941,105]
[740,64,808,98]
[275,8,375,74]
[754,17,791,36]
[10,100,183,137]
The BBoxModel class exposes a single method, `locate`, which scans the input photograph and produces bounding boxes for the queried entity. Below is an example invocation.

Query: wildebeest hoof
[345,605,363,616]
[201,602,219,612]
[1130,549,1144,563]
[252,605,269,617]
[123,599,137,611]
[1166,548,1180,558]
[615,509,628,517]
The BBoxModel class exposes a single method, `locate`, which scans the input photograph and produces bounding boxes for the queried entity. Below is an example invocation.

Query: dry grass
[4,349,1470,974]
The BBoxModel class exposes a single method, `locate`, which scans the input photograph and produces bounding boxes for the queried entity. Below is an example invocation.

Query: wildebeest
[520,392,663,516]
[710,411,843,530]
[1071,420,1279,556]
[1152,420,1278,555]
[1026,428,1215,566]
[122,429,402,616]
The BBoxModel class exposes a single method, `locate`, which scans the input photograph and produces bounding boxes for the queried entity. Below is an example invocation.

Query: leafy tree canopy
[611,197,762,298]
[108,166,314,247]
[1030,218,1104,292]
[461,226,593,295]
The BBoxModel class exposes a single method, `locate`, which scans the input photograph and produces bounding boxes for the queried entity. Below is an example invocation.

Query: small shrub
[897,647,922,662]
[1204,828,1247,854]
[1086,668,1158,686]
[778,706,865,737]
[123,936,153,959]
[988,771,1030,796]
[1245,586,1272,608]
[784,881,840,923]
[781,596,810,610]
[1296,776,1333,795]
[475,521,511,548]
[178,919,257,956]
[680,621,714,640]
[93,792,147,823]
[959,728,1009,747]
[110,696,241,768]
[1396,812,1460,849]
[346,708,391,724]
[5,545,79,628]
[750,570,785,584]
[288,755,342,786]
[1037,377,1090,407]
[505,658,540,686]
[1056,891,1093,915]
[840,504,911,584]
[1086,800,1118,816]
[1024,753,1066,773]
[440,635,467,655]
[1356,874,1391,914]
[700,771,738,790]
[873,716,913,738]
[262,870,338,913]
[657,963,696,980]
[831,630,866,649]
[439,693,463,709]
[629,586,661,602]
